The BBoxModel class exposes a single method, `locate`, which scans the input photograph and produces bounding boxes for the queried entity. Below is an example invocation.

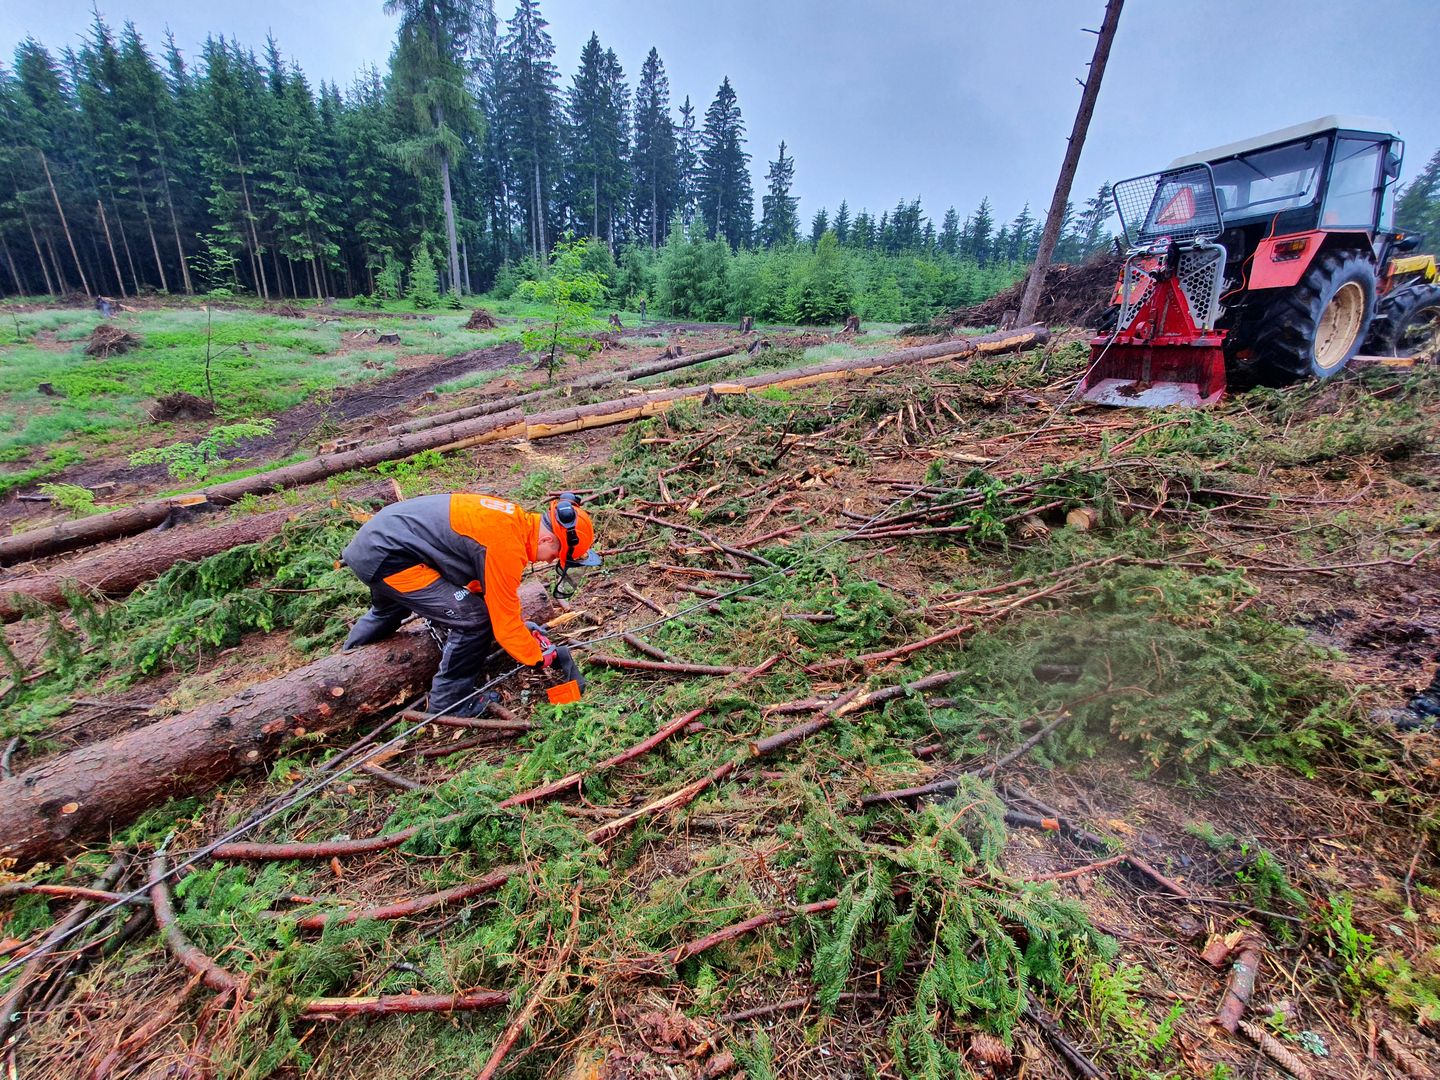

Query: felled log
[390,345,740,435]
[424,324,1048,449]
[0,484,400,623]
[0,582,557,869]
[0,409,522,567]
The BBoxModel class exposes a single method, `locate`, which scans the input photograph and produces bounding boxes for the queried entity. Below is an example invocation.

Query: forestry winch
[1082,116,1440,408]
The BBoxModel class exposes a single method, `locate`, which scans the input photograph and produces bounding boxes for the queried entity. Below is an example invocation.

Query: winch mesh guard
[1112,164,1224,247]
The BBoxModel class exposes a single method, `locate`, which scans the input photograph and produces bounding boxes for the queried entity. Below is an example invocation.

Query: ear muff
[549,493,582,567]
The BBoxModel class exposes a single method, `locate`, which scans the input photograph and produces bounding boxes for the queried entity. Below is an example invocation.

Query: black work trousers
[345,578,498,716]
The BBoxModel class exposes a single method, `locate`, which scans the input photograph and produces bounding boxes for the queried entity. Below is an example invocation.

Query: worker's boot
[343,605,406,651]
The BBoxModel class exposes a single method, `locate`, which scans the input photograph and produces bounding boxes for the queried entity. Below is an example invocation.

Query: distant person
[639,297,647,324]
[340,492,600,715]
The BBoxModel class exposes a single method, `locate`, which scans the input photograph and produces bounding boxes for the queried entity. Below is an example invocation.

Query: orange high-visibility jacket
[341,493,544,665]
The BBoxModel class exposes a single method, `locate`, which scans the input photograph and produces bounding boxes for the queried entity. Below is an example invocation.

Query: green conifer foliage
[406,239,441,307]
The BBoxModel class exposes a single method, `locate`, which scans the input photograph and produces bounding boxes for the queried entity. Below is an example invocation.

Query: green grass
[0,305,535,494]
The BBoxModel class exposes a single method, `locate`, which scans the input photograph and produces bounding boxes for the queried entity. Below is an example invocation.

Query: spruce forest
[0,1,1121,322]
[2,3,1439,1080]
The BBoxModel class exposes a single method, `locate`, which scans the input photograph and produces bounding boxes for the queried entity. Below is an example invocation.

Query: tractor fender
[1249,231,1372,290]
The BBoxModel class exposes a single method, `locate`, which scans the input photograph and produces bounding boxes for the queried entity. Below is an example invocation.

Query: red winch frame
[1081,271,1227,408]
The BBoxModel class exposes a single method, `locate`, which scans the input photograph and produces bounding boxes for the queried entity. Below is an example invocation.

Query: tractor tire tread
[1367,282,1440,356]
[1250,251,1376,382]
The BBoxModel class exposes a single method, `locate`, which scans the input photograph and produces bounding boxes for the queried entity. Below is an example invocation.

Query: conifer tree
[1072,184,1115,256]
[968,197,994,265]
[564,33,627,244]
[851,210,875,250]
[759,140,798,248]
[833,200,850,246]
[809,207,828,246]
[675,95,698,227]
[385,0,480,292]
[696,77,752,248]
[501,0,561,258]
[630,47,678,248]
[938,207,960,256]
[407,238,440,306]
[1007,203,1035,262]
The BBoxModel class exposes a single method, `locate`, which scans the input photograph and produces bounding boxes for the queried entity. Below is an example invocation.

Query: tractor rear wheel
[1368,283,1440,357]
[1251,251,1377,382]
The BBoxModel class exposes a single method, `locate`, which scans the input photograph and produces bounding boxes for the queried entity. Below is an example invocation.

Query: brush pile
[936,252,1122,331]
[83,323,139,358]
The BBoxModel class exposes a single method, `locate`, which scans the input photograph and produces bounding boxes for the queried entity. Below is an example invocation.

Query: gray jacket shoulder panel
[341,494,488,590]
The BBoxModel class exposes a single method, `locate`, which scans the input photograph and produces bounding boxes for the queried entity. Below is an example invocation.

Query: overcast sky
[6,0,1437,232]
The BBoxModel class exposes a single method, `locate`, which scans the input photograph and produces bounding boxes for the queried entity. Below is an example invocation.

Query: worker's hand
[529,623,554,660]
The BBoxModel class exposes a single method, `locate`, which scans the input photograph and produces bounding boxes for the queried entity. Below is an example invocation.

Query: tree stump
[378,332,401,345]
[841,314,861,334]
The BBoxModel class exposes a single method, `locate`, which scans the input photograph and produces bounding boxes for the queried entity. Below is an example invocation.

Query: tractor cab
[1080,116,1434,408]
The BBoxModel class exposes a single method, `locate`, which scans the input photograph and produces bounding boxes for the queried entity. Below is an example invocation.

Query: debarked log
[0,582,558,869]
[389,345,740,435]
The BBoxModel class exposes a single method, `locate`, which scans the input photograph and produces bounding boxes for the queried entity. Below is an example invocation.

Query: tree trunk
[0,583,559,870]
[462,236,471,295]
[25,216,56,295]
[40,150,89,295]
[0,486,398,623]
[534,155,546,256]
[154,141,193,294]
[233,144,269,301]
[96,200,126,298]
[134,171,169,293]
[115,200,141,295]
[44,233,68,293]
[439,150,462,295]
[390,345,740,435]
[1016,0,1124,327]
[0,408,523,566]
[0,234,25,295]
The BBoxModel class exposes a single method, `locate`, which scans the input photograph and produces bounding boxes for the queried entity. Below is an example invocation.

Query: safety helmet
[547,492,601,597]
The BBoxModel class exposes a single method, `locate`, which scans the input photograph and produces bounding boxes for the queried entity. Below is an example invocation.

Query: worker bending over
[341,491,599,716]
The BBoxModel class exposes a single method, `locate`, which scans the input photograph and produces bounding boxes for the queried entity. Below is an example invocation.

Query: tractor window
[1322,138,1384,229]
[1210,138,1327,220]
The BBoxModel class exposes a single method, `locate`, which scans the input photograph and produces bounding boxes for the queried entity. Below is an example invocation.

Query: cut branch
[149,850,242,994]
[301,989,509,1018]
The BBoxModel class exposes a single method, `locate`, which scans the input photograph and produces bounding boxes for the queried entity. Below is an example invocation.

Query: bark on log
[0,507,296,621]
[0,483,400,623]
[390,345,739,435]
[0,409,522,567]
[0,582,557,868]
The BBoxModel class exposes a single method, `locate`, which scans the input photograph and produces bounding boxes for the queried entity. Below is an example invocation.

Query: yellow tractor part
[1387,253,1438,284]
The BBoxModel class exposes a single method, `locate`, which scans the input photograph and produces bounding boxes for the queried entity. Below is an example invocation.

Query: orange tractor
[1082,116,1440,407]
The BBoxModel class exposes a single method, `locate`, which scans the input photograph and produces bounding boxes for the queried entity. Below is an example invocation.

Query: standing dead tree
[1016,0,1124,327]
